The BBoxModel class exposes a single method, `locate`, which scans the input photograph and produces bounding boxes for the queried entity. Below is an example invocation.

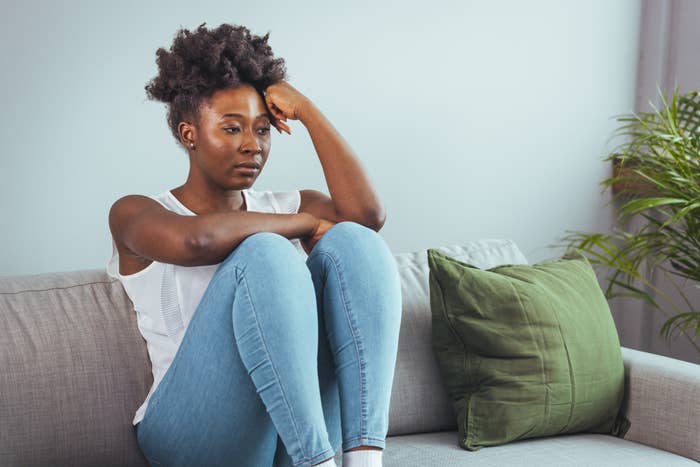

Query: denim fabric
[134,221,402,467]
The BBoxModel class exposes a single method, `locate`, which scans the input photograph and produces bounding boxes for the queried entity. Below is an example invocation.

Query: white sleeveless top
[106,188,307,426]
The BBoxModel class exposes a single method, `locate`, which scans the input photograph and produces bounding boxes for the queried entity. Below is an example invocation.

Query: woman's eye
[224,127,269,135]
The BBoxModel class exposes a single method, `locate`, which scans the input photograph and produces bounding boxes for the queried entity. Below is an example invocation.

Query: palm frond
[559,87,700,352]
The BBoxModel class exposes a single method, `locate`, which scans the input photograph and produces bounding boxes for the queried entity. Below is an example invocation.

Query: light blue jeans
[134,221,402,467]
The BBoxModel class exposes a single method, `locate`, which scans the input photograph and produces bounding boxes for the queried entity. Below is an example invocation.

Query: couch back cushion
[387,239,528,436]
[0,271,150,466]
[0,238,527,464]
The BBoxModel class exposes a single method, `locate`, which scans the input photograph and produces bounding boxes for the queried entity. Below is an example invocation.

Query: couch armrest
[620,346,700,462]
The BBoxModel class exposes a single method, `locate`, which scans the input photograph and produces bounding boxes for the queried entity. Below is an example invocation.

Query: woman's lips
[235,166,259,176]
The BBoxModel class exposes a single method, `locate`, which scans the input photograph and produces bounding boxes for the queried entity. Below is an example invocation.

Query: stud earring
[189,143,195,149]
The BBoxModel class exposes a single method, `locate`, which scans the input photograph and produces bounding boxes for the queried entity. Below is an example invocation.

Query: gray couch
[1,239,698,466]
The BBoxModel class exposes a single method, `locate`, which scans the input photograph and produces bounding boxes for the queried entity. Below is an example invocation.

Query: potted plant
[559,88,700,353]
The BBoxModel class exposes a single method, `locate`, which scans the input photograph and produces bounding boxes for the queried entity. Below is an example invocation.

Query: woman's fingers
[272,105,287,122]
[270,116,291,135]
[278,120,291,134]
[270,106,286,122]
[265,93,287,121]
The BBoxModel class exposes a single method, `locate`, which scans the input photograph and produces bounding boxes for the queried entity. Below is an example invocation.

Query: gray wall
[0,0,640,274]
[16,2,700,359]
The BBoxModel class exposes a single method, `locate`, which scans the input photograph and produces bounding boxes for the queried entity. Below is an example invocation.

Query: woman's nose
[240,133,262,154]
[241,145,262,155]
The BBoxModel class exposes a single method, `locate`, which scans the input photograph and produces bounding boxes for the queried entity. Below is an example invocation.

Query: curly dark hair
[144,22,287,146]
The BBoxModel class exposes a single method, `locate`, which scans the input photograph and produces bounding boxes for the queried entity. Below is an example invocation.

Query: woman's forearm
[191,212,317,265]
[298,101,386,227]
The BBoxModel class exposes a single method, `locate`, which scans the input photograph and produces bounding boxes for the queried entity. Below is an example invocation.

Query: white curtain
[635,0,700,111]
[615,0,700,364]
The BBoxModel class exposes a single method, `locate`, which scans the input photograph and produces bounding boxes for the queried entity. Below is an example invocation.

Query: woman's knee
[317,221,379,246]
[313,221,385,256]
[310,221,397,281]
[218,231,305,275]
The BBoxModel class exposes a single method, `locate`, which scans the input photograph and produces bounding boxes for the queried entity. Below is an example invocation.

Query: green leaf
[618,197,686,219]
[562,86,700,353]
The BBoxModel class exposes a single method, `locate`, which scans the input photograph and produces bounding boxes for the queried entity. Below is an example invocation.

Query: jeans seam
[292,446,336,466]
[137,269,238,465]
[344,435,385,442]
[143,269,236,420]
[316,250,368,440]
[342,435,386,452]
[236,264,311,464]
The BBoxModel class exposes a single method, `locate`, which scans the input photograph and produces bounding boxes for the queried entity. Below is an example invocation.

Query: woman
[106,22,402,467]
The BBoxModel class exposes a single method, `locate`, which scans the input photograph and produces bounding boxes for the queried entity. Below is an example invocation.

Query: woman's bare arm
[194,210,318,264]
[110,195,318,268]
[264,81,386,228]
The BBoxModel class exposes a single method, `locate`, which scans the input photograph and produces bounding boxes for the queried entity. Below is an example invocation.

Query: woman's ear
[179,121,196,148]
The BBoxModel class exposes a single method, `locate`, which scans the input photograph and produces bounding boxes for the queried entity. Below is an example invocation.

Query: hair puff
[144,22,287,146]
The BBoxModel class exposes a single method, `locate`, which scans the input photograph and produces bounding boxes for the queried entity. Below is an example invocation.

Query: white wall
[0,0,640,276]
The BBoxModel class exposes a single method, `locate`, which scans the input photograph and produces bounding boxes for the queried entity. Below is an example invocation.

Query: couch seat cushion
[382,430,699,466]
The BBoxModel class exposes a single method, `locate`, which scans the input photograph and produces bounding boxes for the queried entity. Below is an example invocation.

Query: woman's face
[185,83,272,189]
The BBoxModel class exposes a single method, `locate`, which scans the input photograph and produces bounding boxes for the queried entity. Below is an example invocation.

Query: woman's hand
[263,81,312,135]
[301,217,337,255]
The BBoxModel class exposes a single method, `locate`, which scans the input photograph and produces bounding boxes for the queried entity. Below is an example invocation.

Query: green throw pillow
[427,247,631,451]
